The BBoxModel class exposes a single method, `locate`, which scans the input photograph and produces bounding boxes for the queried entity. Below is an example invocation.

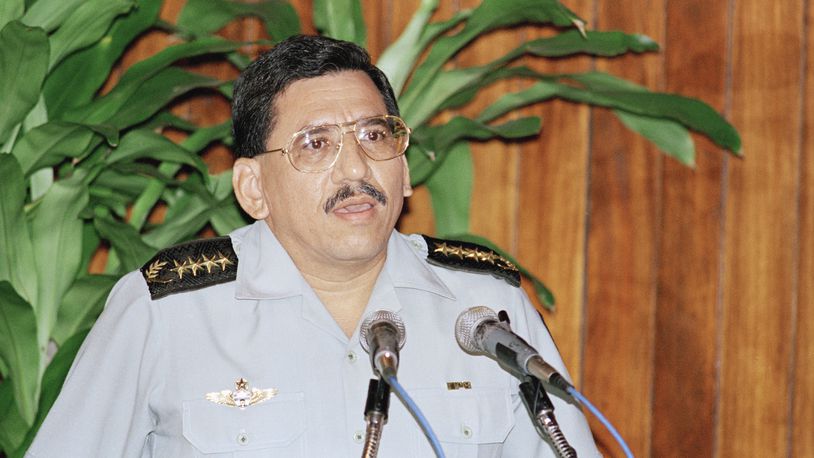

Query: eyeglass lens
[288,116,408,171]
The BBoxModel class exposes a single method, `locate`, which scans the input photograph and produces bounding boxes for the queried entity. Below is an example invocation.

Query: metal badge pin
[205,378,278,409]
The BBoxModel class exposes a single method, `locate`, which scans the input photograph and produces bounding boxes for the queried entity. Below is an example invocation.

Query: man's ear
[401,156,413,197]
[233,157,270,220]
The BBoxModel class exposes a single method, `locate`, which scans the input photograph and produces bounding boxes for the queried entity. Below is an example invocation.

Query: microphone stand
[361,378,391,458]
[519,376,577,458]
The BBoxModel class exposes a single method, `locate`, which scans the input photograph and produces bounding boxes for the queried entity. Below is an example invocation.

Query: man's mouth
[334,202,375,214]
[324,182,387,214]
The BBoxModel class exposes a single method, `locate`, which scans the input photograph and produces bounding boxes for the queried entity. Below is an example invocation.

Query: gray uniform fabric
[27,221,600,457]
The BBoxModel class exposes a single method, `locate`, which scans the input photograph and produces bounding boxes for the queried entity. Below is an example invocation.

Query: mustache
[324,182,387,213]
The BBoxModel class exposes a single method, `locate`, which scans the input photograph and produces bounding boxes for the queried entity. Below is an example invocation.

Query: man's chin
[319,230,390,262]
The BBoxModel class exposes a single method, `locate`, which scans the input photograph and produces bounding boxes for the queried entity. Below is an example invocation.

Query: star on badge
[205,378,278,409]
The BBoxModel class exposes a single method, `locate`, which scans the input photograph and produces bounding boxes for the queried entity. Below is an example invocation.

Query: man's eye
[300,137,331,151]
[362,129,389,142]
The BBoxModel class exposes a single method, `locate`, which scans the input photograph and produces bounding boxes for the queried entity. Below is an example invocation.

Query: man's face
[251,71,412,269]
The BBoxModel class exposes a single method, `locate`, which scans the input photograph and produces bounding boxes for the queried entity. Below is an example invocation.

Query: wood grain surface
[108,1,812,456]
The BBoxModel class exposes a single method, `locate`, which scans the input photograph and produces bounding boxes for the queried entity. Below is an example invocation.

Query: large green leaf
[568,72,741,154]
[426,142,472,236]
[52,275,112,345]
[0,155,37,304]
[404,66,490,127]
[111,68,222,129]
[177,0,299,41]
[47,0,134,70]
[444,233,555,308]
[94,215,157,272]
[66,37,242,125]
[426,115,541,155]
[12,329,90,457]
[0,21,48,145]
[0,378,28,454]
[207,171,248,234]
[29,179,88,346]
[105,129,207,174]
[0,0,23,30]
[313,0,366,46]
[475,71,741,155]
[408,116,540,186]
[142,202,211,248]
[75,68,223,130]
[614,109,695,166]
[43,0,161,116]
[129,122,232,231]
[10,122,117,175]
[0,281,40,425]
[20,0,85,32]
[509,29,658,60]
[399,0,581,113]
[376,0,440,94]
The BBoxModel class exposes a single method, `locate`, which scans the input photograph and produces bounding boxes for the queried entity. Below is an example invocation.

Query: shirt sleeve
[26,272,163,458]
[502,287,602,457]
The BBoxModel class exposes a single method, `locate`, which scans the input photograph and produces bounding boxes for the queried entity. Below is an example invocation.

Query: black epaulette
[421,235,520,287]
[140,236,238,300]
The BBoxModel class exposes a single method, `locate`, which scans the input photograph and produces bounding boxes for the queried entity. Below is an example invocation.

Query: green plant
[0,0,299,454]
[0,0,739,455]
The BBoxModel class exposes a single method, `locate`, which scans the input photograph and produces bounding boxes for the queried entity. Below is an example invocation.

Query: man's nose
[332,131,371,181]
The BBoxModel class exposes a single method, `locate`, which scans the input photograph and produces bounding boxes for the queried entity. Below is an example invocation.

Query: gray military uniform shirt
[27,221,600,457]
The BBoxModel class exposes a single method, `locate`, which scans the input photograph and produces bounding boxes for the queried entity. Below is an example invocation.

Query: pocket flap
[410,387,514,444]
[183,392,305,453]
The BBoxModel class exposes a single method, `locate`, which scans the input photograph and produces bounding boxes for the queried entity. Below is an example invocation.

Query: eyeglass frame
[261,114,411,173]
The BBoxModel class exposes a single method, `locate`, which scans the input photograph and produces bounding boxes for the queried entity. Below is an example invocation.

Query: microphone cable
[565,386,634,458]
[383,374,446,458]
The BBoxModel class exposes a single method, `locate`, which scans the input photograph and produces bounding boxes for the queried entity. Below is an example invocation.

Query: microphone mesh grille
[455,306,499,354]
[359,310,406,353]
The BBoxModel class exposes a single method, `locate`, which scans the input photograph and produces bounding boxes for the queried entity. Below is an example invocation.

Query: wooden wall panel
[516,0,594,387]
[583,1,664,455]
[652,1,728,455]
[718,0,804,456]
[792,1,813,456]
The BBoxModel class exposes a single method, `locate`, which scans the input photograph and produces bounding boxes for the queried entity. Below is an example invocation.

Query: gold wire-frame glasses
[263,115,411,173]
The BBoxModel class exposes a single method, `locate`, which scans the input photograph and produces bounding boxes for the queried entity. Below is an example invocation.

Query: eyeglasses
[264,115,411,173]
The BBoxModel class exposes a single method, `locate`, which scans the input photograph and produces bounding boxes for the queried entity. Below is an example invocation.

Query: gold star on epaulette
[214,251,234,270]
[171,259,191,279]
[199,254,218,273]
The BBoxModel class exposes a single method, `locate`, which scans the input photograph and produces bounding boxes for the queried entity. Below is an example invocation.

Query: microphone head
[360,310,406,354]
[455,306,499,354]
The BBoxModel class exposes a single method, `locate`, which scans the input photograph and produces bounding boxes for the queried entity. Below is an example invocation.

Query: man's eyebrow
[295,113,389,131]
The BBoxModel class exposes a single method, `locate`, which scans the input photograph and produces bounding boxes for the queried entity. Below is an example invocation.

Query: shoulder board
[421,235,520,287]
[140,236,237,300]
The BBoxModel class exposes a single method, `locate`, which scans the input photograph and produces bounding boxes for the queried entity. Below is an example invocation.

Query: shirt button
[353,430,364,443]
[237,431,249,445]
[346,351,358,363]
[461,425,473,439]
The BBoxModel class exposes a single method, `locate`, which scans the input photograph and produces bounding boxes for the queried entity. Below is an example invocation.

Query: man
[28,35,600,457]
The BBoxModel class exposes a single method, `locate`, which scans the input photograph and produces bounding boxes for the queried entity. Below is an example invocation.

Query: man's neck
[299,255,385,337]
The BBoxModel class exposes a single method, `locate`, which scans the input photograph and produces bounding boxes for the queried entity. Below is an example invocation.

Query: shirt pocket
[182,392,306,457]
[384,386,515,457]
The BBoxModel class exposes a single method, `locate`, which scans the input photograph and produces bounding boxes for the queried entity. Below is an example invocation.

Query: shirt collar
[232,220,455,301]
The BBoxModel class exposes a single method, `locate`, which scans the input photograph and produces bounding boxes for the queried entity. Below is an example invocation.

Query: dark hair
[231,35,400,158]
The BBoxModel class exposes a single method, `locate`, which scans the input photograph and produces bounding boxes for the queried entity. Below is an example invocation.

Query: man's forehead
[270,71,388,132]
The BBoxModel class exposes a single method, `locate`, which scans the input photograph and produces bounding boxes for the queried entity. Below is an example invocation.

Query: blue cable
[566,386,634,458]
[384,374,446,458]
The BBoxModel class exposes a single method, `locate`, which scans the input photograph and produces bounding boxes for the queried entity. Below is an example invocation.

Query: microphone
[455,306,571,391]
[360,310,406,378]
